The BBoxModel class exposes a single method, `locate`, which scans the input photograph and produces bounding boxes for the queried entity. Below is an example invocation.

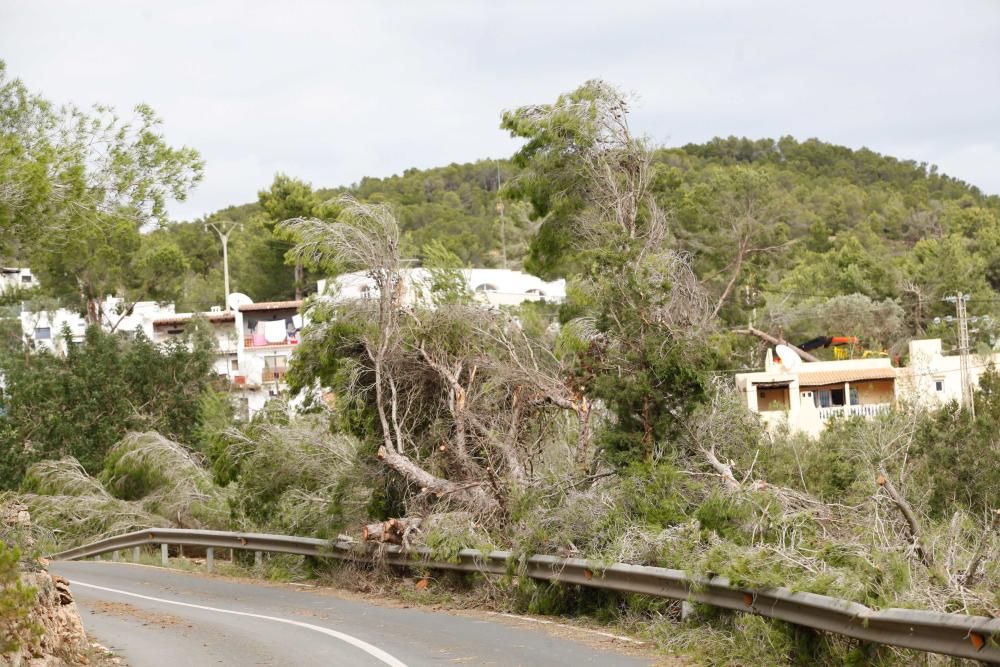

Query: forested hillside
[164,134,999,361]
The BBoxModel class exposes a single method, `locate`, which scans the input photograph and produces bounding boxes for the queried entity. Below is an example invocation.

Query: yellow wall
[855,379,894,404]
[757,386,789,411]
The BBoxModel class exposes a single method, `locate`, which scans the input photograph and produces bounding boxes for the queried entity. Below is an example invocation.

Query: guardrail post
[254,550,262,568]
[112,550,119,562]
[206,547,214,573]
[161,543,169,566]
[133,547,141,562]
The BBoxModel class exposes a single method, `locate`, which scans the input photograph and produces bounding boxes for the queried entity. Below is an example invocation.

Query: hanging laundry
[263,320,287,344]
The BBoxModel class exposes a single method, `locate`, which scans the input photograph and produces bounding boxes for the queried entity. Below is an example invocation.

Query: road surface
[52,561,659,666]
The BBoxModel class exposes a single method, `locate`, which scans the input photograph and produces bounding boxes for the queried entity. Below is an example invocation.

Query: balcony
[244,334,298,349]
[262,368,288,384]
[818,403,891,420]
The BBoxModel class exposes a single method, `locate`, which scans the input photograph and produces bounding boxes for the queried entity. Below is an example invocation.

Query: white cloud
[2,0,998,220]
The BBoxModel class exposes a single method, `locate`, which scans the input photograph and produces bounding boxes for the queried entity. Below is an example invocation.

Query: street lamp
[206,221,241,310]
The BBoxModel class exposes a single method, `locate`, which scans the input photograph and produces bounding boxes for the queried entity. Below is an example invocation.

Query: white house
[896,338,1000,408]
[19,307,88,354]
[735,350,897,437]
[232,300,304,417]
[0,268,38,293]
[319,268,566,308]
[20,297,178,353]
[737,338,1000,436]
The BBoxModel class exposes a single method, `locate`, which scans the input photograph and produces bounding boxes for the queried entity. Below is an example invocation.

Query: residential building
[896,338,1000,408]
[19,306,87,354]
[20,298,177,354]
[319,268,566,308]
[233,300,304,416]
[737,338,1000,436]
[735,349,897,437]
[0,268,38,293]
[150,308,240,379]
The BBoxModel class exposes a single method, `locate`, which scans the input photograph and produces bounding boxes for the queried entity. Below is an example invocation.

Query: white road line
[71,580,408,667]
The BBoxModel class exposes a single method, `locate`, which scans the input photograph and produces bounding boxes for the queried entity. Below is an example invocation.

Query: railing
[51,528,999,662]
[244,335,298,348]
[818,403,891,420]
[261,368,288,383]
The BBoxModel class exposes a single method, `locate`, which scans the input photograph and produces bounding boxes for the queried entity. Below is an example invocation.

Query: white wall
[898,338,1000,408]
[323,268,566,308]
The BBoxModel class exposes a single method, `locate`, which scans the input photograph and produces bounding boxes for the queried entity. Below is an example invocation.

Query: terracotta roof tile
[797,367,897,386]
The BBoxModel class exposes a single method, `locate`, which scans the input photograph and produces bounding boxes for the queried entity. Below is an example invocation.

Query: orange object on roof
[830,336,859,346]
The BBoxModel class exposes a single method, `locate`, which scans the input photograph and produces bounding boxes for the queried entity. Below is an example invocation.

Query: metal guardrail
[52,528,1000,662]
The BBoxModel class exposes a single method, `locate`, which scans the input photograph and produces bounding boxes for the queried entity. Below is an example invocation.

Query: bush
[0,542,38,654]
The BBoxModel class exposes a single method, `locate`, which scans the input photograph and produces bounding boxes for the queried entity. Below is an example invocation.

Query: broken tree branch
[732,326,819,362]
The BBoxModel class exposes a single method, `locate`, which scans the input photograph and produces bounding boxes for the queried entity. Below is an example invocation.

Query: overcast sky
[2,1,999,220]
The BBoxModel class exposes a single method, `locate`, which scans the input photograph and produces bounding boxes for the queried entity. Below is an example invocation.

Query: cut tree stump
[362,518,422,545]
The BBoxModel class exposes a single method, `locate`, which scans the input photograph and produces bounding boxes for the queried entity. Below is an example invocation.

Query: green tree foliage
[910,367,1000,517]
[500,80,618,277]
[0,61,203,322]
[321,160,532,268]
[257,173,340,298]
[0,326,216,486]
[0,542,38,655]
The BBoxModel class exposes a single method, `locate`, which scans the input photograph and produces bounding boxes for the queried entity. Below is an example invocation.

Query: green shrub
[0,542,39,654]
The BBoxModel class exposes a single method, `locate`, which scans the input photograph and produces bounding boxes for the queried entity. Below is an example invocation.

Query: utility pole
[207,221,240,310]
[945,292,975,418]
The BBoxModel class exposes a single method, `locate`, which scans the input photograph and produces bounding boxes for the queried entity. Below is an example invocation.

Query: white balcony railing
[818,403,891,420]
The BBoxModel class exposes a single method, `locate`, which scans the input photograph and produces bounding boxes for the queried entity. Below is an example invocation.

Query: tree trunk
[377,446,499,514]
[294,261,304,300]
[732,326,820,363]
[362,518,422,545]
[85,298,100,326]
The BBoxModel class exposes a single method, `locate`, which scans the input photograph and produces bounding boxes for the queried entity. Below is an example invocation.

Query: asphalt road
[52,561,658,667]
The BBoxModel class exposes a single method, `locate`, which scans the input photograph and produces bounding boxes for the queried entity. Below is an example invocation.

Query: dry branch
[877,468,933,568]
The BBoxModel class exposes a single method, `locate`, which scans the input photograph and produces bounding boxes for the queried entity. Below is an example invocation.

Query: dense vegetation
[0,325,218,486]
[3,64,1000,666]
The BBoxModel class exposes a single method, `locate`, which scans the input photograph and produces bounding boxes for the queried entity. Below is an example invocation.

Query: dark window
[20,275,32,284]
[935,380,944,392]
[34,327,51,340]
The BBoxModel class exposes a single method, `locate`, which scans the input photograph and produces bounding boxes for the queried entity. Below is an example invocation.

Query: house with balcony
[735,350,897,436]
[233,300,303,416]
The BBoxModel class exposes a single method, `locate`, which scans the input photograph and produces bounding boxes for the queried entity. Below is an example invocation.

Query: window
[264,355,288,370]
[231,359,239,371]
[20,274,32,284]
[935,379,944,392]
[34,327,51,340]
[830,389,846,406]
